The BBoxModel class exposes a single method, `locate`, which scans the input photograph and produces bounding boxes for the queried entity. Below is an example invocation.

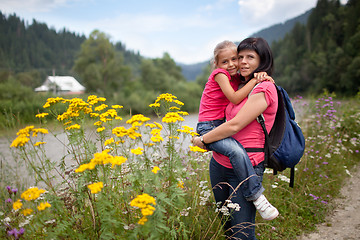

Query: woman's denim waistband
[197,119,225,125]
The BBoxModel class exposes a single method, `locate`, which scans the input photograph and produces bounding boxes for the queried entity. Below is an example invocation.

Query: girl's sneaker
[253,194,279,220]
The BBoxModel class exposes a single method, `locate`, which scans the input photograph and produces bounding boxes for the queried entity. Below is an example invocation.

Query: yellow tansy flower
[13,199,22,210]
[162,112,184,123]
[35,113,49,118]
[66,124,81,130]
[177,181,184,189]
[21,208,33,216]
[131,147,144,155]
[189,146,208,153]
[37,202,51,211]
[94,104,108,112]
[130,193,156,224]
[97,126,105,132]
[104,138,114,146]
[152,166,160,174]
[21,187,46,201]
[112,105,123,109]
[34,141,46,146]
[88,182,104,194]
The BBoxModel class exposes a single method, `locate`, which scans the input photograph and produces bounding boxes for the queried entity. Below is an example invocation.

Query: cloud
[237,0,316,27]
[0,0,71,13]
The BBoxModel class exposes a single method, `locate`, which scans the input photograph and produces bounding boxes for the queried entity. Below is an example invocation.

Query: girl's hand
[253,72,275,84]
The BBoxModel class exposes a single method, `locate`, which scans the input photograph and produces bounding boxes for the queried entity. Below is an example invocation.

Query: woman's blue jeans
[209,157,265,240]
[196,120,264,200]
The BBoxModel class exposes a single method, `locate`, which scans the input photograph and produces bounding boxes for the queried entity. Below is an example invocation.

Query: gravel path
[298,164,360,240]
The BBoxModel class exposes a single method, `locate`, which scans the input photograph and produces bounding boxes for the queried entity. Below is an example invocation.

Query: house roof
[35,76,85,92]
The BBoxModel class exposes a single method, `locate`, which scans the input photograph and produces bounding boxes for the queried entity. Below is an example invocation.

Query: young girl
[195,40,278,221]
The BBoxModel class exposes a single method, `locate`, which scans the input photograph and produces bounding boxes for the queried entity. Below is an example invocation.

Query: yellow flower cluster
[35,113,49,118]
[34,141,46,146]
[56,98,92,121]
[21,208,33,216]
[130,193,156,225]
[66,124,81,130]
[149,93,184,108]
[75,149,127,173]
[177,125,197,136]
[37,202,51,211]
[131,147,144,155]
[104,137,115,146]
[99,109,122,122]
[87,182,104,194]
[94,104,108,112]
[162,112,184,123]
[10,126,49,148]
[126,114,150,127]
[87,95,106,105]
[152,166,160,174]
[43,97,65,108]
[13,199,22,210]
[12,187,51,213]
[189,146,208,153]
[146,122,163,143]
[177,181,185,189]
[112,126,142,140]
[43,95,123,131]
[21,187,46,201]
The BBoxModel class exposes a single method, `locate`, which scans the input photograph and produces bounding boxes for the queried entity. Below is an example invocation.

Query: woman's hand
[191,136,207,149]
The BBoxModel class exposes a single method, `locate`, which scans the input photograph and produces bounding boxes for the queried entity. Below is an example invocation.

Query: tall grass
[256,93,360,239]
[0,92,359,239]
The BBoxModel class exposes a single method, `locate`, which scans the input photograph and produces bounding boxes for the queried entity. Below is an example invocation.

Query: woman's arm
[193,92,268,148]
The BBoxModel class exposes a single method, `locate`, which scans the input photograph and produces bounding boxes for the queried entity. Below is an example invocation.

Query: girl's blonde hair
[211,40,237,70]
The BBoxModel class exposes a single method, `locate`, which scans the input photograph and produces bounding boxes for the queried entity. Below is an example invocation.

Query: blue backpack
[246,84,305,187]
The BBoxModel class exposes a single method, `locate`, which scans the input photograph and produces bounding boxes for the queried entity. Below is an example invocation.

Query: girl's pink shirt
[213,82,278,167]
[198,68,241,122]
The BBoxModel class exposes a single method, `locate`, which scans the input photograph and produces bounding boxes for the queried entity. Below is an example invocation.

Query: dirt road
[298,164,360,240]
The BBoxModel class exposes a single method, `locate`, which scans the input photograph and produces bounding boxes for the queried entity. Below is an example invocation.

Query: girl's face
[215,48,239,76]
[238,49,260,80]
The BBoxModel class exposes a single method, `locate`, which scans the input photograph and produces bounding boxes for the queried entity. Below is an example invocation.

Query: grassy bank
[0,93,359,239]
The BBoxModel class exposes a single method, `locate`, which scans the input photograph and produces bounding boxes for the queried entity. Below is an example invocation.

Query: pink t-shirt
[198,68,241,122]
[213,82,278,167]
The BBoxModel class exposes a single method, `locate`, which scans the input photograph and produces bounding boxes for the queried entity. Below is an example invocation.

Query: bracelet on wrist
[200,136,206,145]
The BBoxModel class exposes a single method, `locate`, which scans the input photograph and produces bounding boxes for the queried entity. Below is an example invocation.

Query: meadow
[0,91,359,239]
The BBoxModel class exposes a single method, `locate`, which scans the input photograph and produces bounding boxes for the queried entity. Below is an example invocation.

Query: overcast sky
[0,0,348,64]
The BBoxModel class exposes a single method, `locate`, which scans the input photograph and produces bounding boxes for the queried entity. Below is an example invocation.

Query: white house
[35,76,85,95]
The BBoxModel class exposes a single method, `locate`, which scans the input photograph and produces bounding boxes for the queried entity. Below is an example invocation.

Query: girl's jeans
[196,120,264,200]
[209,157,265,240]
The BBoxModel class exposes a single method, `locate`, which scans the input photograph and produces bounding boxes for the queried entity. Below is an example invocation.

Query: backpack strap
[248,84,295,187]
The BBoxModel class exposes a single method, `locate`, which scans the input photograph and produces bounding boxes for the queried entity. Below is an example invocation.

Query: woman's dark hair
[237,37,274,80]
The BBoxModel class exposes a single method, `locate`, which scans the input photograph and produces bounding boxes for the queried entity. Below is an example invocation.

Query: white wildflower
[264,169,273,174]
[345,169,352,176]
[278,174,290,183]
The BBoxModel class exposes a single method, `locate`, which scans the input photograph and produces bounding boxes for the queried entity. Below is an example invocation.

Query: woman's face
[238,49,260,80]
[216,48,239,76]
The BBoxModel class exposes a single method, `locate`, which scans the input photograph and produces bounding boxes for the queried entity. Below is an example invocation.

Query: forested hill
[0,11,143,76]
[272,0,360,96]
[250,9,312,46]
[0,12,85,74]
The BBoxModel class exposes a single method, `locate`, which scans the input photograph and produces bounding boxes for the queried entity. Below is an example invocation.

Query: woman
[192,37,278,240]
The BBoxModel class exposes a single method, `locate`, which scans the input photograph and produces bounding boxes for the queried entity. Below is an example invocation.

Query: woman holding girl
[193,37,278,239]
